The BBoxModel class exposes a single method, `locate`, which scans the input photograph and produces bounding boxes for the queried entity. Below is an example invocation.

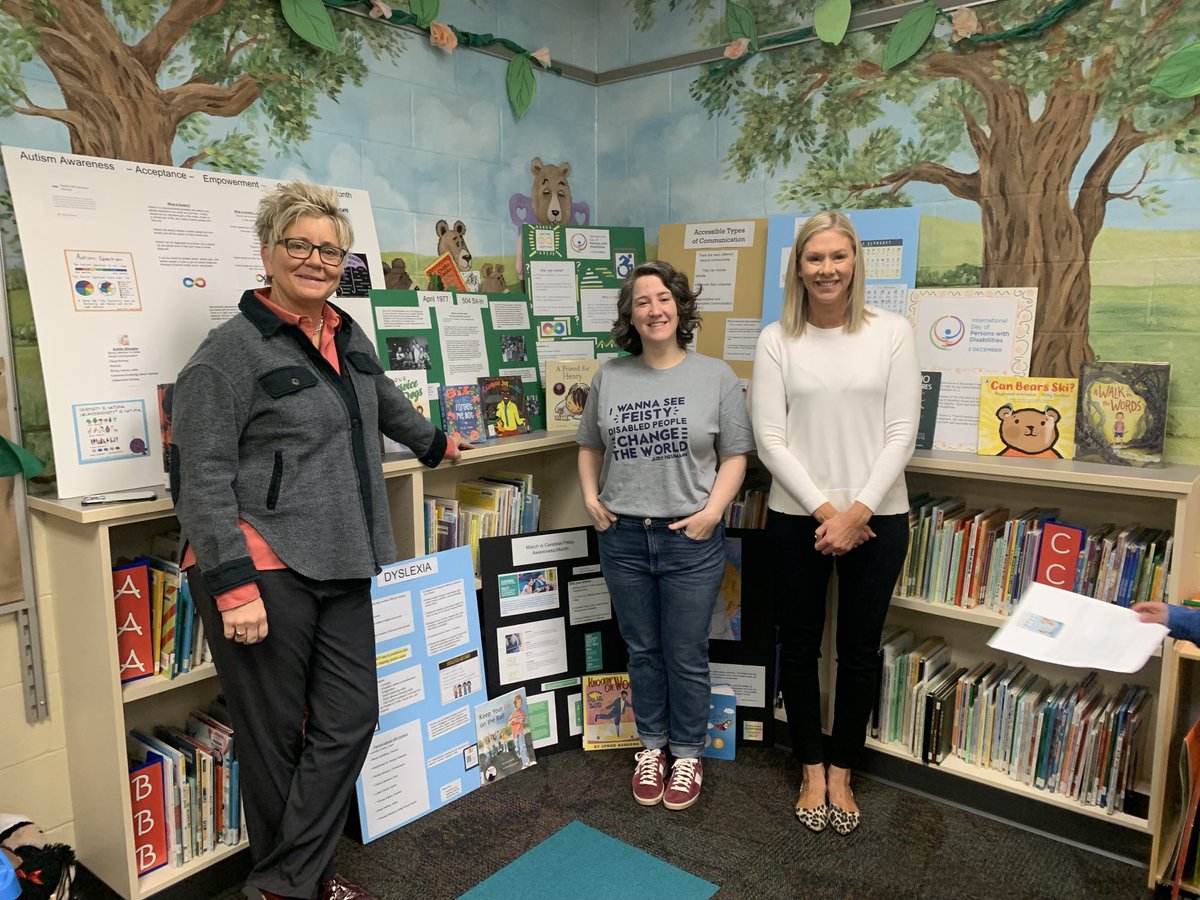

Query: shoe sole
[662,794,699,811]
[634,792,663,806]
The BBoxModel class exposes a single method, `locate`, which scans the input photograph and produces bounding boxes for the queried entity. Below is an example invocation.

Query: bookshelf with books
[26,429,585,898]
[864,449,1200,887]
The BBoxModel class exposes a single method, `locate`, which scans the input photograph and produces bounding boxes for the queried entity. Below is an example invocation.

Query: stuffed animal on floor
[0,814,76,899]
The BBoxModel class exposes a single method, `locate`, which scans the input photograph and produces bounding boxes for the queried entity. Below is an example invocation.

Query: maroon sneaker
[319,875,377,900]
[663,757,703,810]
[631,747,667,806]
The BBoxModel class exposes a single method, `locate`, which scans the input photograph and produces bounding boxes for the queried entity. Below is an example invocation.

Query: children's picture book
[583,673,640,750]
[977,375,1078,460]
[703,683,737,760]
[916,371,941,451]
[477,375,530,438]
[475,688,537,785]
[438,384,485,442]
[545,358,601,432]
[423,251,467,291]
[112,560,154,683]
[381,370,431,455]
[1075,361,1170,467]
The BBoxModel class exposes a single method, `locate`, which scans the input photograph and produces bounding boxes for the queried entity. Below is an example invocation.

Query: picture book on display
[977,375,1078,460]
[583,673,640,751]
[1075,361,1170,467]
[916,371,940,451]
[545,358,601,432]
[475,688,537,785]
[477,375,530,438]
[438,384,485,442]
[382,370,431,455]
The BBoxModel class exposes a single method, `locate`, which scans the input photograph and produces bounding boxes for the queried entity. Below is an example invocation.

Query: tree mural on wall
[0,0,406,171]
[674,0,1200,376]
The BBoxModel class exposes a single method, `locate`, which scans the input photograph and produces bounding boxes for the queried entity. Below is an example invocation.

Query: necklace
[311,316,324,339]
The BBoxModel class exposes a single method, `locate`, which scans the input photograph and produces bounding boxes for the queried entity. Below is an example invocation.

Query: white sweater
[751,309,921,517]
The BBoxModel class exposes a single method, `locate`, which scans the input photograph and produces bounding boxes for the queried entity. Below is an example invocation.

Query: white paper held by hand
[986,582,1168,673]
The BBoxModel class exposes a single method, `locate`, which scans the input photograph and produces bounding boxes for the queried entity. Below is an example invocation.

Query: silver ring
[235,630,246,637]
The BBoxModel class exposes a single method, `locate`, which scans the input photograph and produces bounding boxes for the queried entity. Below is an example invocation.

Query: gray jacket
[171,289,446,597]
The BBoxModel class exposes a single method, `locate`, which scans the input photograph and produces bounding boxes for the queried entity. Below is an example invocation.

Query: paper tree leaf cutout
[507,54,537,120]
[813,0,852,46]
[883,1,936,71]
[411,0,440,29]
[280,0,340,53]
[725,1,759,51]
[1152,41,1200,99]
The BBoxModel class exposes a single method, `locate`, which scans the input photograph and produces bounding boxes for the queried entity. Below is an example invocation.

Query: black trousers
[189,568,378,899]
[768,510,908,769]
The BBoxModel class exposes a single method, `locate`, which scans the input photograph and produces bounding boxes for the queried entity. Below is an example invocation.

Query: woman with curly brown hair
[576,260,753,812]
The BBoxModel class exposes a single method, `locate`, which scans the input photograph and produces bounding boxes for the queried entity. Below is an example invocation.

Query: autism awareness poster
[4,145,385,498]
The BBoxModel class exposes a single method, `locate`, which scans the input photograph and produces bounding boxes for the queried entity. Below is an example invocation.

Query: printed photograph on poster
[475,688,537,784]
[437,649,482,705]
[709,536,743,641]
[526,690,560,750]
[462,744,477,770]
[497,617,569,685]
[66,249,141,310]
[420,579,471,657]
[386,336,433,371]
[567,577,612,627]
[361,721,430,836]
[500,334,527,362]
[498,567,560,618]
[72,399,151,464]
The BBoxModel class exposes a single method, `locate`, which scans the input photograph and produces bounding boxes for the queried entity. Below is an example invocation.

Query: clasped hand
[813,503,875,556]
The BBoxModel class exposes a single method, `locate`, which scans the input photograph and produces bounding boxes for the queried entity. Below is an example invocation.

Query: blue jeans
[597,516,725,758]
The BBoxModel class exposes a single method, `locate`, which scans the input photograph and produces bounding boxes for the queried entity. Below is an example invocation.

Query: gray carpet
[160,744,1154,900]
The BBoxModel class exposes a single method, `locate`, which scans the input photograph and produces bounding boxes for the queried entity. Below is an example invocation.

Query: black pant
[768,510,908,769]
[190,568,378,899]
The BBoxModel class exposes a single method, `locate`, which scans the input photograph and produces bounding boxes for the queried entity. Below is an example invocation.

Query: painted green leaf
[280,0,340,53]
[813,0,852,46]
[411,0,440,29]
[725,1,759,51]
[882,1,936,71]
[1151,41,1200,99]
[507,54,537,120]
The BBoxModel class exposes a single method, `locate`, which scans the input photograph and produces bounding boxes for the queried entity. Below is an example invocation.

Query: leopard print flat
[828,802,861,835]
[794,802,829,832]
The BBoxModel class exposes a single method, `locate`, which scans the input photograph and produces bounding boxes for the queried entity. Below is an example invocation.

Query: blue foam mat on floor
[458,819,718,900]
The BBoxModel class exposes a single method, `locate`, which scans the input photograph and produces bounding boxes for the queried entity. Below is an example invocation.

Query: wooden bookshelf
[28,430,583,899]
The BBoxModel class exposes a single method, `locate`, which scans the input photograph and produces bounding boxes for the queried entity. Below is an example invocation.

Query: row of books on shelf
[423,472,541,570]
[113,540,210,684]
[875,630,1149,814]
[900,494,1172,613]
[126,704,242,877]
[723,486,769,530]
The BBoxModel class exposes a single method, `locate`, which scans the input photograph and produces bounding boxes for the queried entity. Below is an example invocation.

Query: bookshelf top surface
[28,430,581,524]
[909,450,1200,495]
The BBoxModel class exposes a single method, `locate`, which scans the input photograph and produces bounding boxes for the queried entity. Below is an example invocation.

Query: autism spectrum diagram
[606,396,689,462]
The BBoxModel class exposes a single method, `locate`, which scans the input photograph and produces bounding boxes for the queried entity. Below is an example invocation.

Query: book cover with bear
[977,375,1078,460]
[1074,361,1170,467]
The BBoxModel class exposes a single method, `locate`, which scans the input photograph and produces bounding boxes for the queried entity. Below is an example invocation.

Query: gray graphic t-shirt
[575,351,754,518]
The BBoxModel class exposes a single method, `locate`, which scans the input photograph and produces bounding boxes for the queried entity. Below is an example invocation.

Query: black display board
[478,526,627,755]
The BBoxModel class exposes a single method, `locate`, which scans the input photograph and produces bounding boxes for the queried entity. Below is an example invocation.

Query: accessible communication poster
[3,146,385,498]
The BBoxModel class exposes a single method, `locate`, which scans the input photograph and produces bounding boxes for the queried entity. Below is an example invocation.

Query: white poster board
[2,146,385,498]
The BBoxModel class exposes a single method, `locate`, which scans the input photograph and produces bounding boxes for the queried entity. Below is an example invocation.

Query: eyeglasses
[276,237,348,265]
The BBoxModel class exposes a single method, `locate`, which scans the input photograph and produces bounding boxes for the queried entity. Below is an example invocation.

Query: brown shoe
[320,874,377,900]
